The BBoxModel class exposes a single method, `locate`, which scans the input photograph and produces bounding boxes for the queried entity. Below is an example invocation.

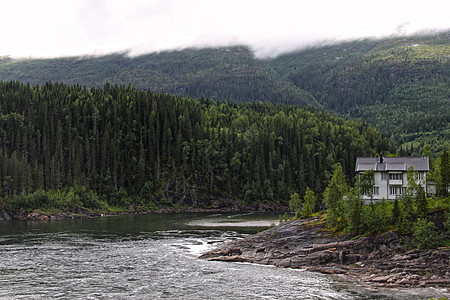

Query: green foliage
[269,32,450,154]
[345,187,362,232]
[399,195,415,234]
[413,218,440,249]
[392,198,401,224]
[361,200,391,234]
[69,183,107,210]
[3,186,108,213]
[139,181,155,207]
[0,47,317,107]
[326,189,448,246]
[359,169,375,204]
[445,208,450,236]
[415,187,428,219]
[422,144,433,168]
[324,164,448,243]
[279,212,290,224]
[302,187,316,217]
[0,81,393,212]
[109,187,131,208]
[439,151,449,197]
[406,166,420,196]
[302,202,312,218]
[323,164,348,229]
[289,192,301,213]
[1,33,448,155]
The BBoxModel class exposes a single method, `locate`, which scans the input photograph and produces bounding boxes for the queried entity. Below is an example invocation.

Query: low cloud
[1,0,449,59]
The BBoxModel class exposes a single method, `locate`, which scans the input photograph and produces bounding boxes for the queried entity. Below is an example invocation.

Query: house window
[390,187,397,195]
[381,173,388,181]
[362,187,379,195]
[390,187,407,195]
[418,172,424,180]
[389,173,403,180]
[373,187,379,195]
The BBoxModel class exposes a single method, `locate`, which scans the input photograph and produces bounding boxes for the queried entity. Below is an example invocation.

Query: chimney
[379,152,383,163]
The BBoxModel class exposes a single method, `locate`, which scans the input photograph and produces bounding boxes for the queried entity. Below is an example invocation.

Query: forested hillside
[0,82,393,212]
[0,32,448,154]
[269,31,450,154]
[0,47,317,107]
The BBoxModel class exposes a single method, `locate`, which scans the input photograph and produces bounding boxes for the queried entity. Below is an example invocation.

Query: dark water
[0,213,447,299]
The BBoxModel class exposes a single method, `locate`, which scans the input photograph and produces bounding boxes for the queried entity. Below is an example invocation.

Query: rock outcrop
[0,209,12,220]
[200,218,450,289]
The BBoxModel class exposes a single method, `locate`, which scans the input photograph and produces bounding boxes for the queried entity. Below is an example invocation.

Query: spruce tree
[323,164,348,229]
[440,151,449,197]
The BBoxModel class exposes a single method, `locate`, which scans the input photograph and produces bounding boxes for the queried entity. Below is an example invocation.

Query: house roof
[355,156,429,172]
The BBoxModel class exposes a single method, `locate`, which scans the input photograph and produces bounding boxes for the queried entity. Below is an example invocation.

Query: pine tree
[323,164,348,229]
[440,151,449,197]
[416,187,428,219]
[289,192,301,213]
[302,187,317,217]
[392,198,400,225]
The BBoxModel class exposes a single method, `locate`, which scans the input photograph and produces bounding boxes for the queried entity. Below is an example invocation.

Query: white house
[355,155,429,203]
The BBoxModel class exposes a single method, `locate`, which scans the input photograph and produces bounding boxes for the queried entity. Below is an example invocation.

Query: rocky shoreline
[0,202,287,221]
[0,207,241,221]
[0,208,114,221]
[200,218,450,291]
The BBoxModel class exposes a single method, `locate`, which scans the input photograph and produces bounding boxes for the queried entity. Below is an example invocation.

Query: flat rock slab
[200,218,450,290]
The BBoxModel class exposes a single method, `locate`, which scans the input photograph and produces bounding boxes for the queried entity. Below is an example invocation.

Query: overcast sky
[1,0,449,58]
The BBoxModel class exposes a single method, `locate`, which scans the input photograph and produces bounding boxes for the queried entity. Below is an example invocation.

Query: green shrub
[109,187,130,207]
[413,218,440,249]
[444,208,450,236]
[289,192,301,213]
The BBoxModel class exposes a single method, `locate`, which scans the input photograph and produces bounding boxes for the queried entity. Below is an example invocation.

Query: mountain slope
[0,47,318,107]
[0,32,448,153]
[268,31,450,153]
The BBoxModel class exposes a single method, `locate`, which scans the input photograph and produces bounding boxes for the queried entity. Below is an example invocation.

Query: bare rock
[200,218,450,289]
[207,255,248,263]
[397,278,412,285]
[370,275,391,283]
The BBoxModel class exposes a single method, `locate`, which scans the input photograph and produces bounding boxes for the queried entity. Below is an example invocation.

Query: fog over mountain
[1,0,449,58]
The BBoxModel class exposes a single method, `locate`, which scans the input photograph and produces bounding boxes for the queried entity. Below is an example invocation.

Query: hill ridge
[0,31,448,153]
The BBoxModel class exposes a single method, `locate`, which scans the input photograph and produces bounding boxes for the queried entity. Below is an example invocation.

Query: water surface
[0,213,447,299]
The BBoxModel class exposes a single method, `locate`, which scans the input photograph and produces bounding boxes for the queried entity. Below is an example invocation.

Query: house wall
[360,171,427,204]
[376,172,389,200]
[361,171,389,204]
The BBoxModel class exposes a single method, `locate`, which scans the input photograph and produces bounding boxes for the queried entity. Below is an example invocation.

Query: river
[0,213,446,299]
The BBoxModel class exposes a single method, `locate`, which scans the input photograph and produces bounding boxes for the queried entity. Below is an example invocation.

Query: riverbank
[200,217,450,291]
[0,208,118,221]
[0,201,288,221]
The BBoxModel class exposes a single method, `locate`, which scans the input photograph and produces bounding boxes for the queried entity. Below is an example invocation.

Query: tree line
[0,47,317,107]
[0,81,394,213]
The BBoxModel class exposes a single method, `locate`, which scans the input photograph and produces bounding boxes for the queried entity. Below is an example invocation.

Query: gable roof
[355,156,429,172]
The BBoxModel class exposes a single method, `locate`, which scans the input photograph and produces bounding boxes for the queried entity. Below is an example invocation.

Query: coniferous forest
[269,32,450,154]
[0,81,394,213]
[1,32,448,154]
